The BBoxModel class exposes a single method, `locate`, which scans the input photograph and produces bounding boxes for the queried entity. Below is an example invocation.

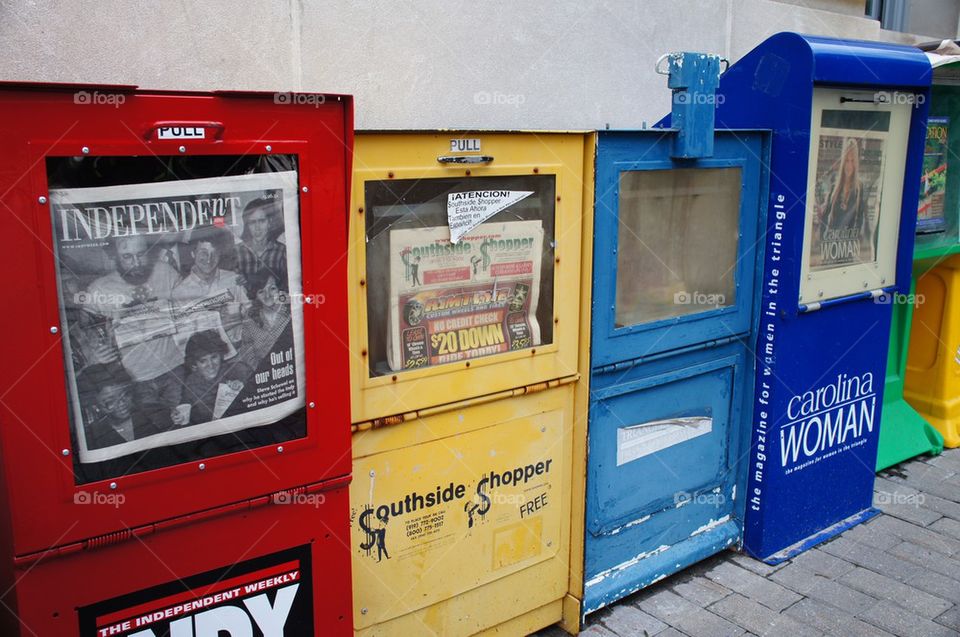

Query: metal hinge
[13,475,351,567]
[352,374,580,433]
[594,334,744,376]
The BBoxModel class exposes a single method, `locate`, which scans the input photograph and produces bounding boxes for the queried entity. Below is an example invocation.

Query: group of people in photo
[63,196,293,451]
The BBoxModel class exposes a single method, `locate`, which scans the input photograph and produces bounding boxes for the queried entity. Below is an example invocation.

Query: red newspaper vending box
[0,83,353,635]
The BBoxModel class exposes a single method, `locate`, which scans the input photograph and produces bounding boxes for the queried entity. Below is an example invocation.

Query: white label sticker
[450,138,481,153]
[447,190,533,244]
[616,416,713,466]
[157,126,206,140]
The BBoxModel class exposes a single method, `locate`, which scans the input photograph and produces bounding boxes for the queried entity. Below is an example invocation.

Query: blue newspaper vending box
[582,53,769,614]
[712,33,931,561]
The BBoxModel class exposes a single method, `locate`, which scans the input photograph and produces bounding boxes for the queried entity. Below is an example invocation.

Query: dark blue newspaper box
[712,33,931,561]
[582,53,769,614]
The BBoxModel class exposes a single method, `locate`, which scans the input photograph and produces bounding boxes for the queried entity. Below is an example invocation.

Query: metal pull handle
[437,155,494,164]
[144,121,226,141]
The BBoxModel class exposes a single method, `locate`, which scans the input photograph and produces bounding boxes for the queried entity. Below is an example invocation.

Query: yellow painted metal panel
[348,132,587,423]
[905,255,960,446]
[560,133,596,634]
[350,385,573,635]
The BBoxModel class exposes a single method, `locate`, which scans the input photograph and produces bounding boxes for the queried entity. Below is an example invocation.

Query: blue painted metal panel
[584,129,767,615]
[591,132,764,368]
[689,32,933,560]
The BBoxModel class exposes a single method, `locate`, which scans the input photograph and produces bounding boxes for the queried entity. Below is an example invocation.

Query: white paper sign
[447,190,533,243]
[616,416,713,466]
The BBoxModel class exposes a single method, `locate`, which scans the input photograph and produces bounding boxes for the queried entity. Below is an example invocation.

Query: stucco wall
[0,0,938,129]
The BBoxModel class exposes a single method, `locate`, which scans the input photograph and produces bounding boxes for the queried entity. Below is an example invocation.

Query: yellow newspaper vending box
[348,132,591,635]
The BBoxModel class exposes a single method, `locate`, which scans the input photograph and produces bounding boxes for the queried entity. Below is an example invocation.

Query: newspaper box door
[582,130,766,614]
[0,86,352,555]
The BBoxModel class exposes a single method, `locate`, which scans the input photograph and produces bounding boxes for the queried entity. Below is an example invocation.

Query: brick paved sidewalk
[539,447,960,636]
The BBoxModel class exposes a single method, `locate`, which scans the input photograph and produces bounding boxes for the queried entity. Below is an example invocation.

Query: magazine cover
[387,220,544,371]
[918,116,949,234]
[51,171,305,464]
[809,111,889,271]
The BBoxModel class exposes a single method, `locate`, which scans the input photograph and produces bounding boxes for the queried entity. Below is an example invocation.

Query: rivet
[265,145,273,152]
[358,207,364,214]
[556,196,562,202]
[277,446,284,453]
[109,482,117,490]
[533,167,539,174]
[531,349,536,355]
[881,278,886,284]
[387,172,394,178]
[369,470,375,477]
[81,146,90,155]
[61,449,70,457]
[302,186,309,193]
[359,279,366,287]
[465,169,471,176]
[817,290,823,297]
[465,361,471,368]
[50,326,59,334]
[540,426,546,432]
[37,196,47,205]
[863,282,869,288]
[198,463,206,471]
[309,401,316,408]
[361,349,368,357]
[178,145,186,153]
[361,608,368,615]
[391,375,398,382]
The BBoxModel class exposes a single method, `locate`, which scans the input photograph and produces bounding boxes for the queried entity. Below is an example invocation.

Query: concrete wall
[907,0,960,41]
[0,0,939,129]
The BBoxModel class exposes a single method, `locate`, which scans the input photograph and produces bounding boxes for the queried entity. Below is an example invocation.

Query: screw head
[37,196,47,204]
[265,145,273,152]
[361,608,368,615]
[50,326,59,334]
[61,449,70,456]
[198,463,206,471]
[308,401,316,408]
[369,470,376,477]
[277,446,284,453]
[178,145,186,153]
[109,482,117,490]
[81,146,90,155]
[301,186,309,193]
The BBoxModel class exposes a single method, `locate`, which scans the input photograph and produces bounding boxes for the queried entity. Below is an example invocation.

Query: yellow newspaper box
[906,255,960,446]
[348,132,586,423]
[348,132,591,635]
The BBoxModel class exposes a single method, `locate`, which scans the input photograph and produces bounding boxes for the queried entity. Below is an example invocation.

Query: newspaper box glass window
[799,89,912,304]
[47,154,307,484]
[615,167,741,326]
[363,175,556,376]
